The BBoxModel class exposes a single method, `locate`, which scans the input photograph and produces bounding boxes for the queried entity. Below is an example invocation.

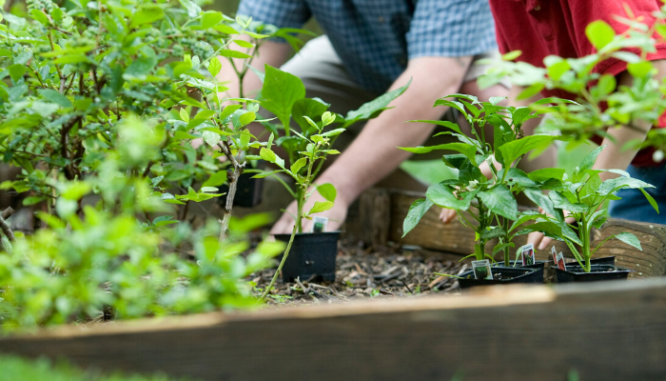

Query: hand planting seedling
[515,146,657,273]
[401,95,560,268]
[251,65,409,295]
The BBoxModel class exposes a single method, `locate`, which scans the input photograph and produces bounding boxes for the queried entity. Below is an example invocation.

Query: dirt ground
[250,238,469,306]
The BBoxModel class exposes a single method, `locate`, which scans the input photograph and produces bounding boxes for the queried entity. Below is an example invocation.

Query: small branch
[217,139,245,242]
[0,207,16,243]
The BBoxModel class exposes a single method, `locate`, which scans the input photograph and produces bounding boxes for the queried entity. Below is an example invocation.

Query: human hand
[439,208,457,224]
[270,191,349,235]
[527,207,576,250]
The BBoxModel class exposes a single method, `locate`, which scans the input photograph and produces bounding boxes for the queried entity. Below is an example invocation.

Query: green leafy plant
[515,146,656,272]
[480,5,666,159]
[400,94,559,266]
[0,354,195,381]
[251,65,409,297]
[0,1,292,330]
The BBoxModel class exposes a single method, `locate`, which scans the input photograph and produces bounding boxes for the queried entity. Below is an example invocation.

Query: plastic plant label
[472,260,493,280]
[550,246,566,270]
[311,216,328,233]
[521,243,535,266]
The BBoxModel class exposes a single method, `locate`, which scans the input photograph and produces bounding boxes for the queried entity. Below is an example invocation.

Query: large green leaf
[597,176,654,196]
[524,188,562,220]
[498,135,558,167]
[527,168,565,183]
[342,80,410,128]
[261,65,306,133]
[578,145,605,172]
[498,167,537,188]
[478,185,518,220]
[426,183,476,210]
[614,232,642,251]
[402,198,433,237]
[316,183,336,202]
[292,98,329,135]
[408,120,462,134]
[549,191,588,214]
[309,201,333,215]
[586,20,615,51]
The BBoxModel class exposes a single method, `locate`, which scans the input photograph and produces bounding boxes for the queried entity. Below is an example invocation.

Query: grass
[0,355,195,381]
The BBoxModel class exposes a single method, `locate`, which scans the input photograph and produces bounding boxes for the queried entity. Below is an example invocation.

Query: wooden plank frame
[3,279,666,381]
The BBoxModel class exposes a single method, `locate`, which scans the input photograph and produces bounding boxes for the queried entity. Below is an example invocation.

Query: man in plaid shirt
[221,0,533,233]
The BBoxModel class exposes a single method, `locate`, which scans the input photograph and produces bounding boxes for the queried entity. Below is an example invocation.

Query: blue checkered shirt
[237,0,497,93]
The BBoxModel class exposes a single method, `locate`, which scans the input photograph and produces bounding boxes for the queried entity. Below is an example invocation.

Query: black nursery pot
[555,263,630,283]
[274,231,341,282]
[458,266,544,289]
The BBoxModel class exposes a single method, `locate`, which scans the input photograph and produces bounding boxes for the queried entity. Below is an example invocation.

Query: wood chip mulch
[249,239,470,306]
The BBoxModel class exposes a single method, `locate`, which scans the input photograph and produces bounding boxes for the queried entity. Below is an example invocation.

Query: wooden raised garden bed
[3,188,666,381]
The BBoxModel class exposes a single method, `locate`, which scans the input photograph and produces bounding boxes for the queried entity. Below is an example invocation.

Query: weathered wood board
[3,279,666,381]
[381,189,666,278]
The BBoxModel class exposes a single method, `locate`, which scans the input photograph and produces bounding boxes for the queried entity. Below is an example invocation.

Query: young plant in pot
[257,113,341,297]
[252,65,409,296]
[400,94,559,288]
[516,146,657,283]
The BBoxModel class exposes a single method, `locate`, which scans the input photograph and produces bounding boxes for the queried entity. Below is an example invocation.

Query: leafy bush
[0,355,195,381]
[0,0,292,330]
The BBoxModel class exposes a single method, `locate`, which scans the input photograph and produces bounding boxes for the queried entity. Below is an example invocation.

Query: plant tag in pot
[551,246,566,271]
[311,216,328,233]
[472,260,493,280]
[521,243,535,266]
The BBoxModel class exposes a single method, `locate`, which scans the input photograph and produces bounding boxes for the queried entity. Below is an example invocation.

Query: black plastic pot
[555,264,630,283]
[458,266,544,289]
[274,231,340,282]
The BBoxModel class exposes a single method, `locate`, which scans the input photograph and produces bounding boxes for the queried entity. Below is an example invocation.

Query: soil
[249,238,469,306]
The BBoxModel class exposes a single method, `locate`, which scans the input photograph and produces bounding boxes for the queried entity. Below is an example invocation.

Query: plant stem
[261,213,299,300]
[502,217,510,266]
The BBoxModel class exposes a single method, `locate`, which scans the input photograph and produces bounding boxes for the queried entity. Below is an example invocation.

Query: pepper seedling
[401,94,559,266]
[515,146,657,272]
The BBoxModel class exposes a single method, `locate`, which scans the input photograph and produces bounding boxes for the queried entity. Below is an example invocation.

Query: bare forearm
[318,57,472,204]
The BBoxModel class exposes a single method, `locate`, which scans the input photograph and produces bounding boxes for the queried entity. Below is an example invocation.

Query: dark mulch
[249,239,470,306]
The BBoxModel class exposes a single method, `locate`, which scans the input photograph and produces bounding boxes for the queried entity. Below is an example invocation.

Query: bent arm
[316,56,474,206]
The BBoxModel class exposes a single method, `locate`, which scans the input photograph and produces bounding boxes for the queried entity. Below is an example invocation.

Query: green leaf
[426,183,476,211]
[262,65,306,131]
[524,188,560,220]
[260,147,277,163]
[402,198,433,237]
[179,108,190,123]
[292,98,329,134]
[8,64,26,82]
[30,8,49,25]
[478,185,518,220]
[201,11,223,29]
[433,99,467,116]
[498,135,557,167]
[342,80,410,128]
[317,183,337,202]
[208,57,222,77]
[238,112,256,127]
[179,0,201,17]
[527,168,566,183]
[499,168,537,188]
[502,50,522,61]
[549,191,588,214]
[130,6,164,28]
[517,83,544,100]
[640,188,659,214]
[579,145,604,172]
[309,201,333,215]
[614,232,642,251]
[203,171,227,187]
[586,20,615,50]
[219,49,252,59]
[290,157,307,173]
[38,89,71,108]
[202,130,220,147]
[627,61,653,78]
[597,176,654,196]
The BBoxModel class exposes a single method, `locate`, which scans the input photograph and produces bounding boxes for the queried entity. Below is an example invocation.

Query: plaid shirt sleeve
[236,0,312,29]
[407,0,497,59]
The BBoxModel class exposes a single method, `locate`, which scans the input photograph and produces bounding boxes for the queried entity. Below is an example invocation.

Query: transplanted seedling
[401,94,560,266]
[515,146,658,272]
[254,65,410,296]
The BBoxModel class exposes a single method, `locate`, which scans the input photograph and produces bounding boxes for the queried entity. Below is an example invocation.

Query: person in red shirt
[492,0,666,248]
